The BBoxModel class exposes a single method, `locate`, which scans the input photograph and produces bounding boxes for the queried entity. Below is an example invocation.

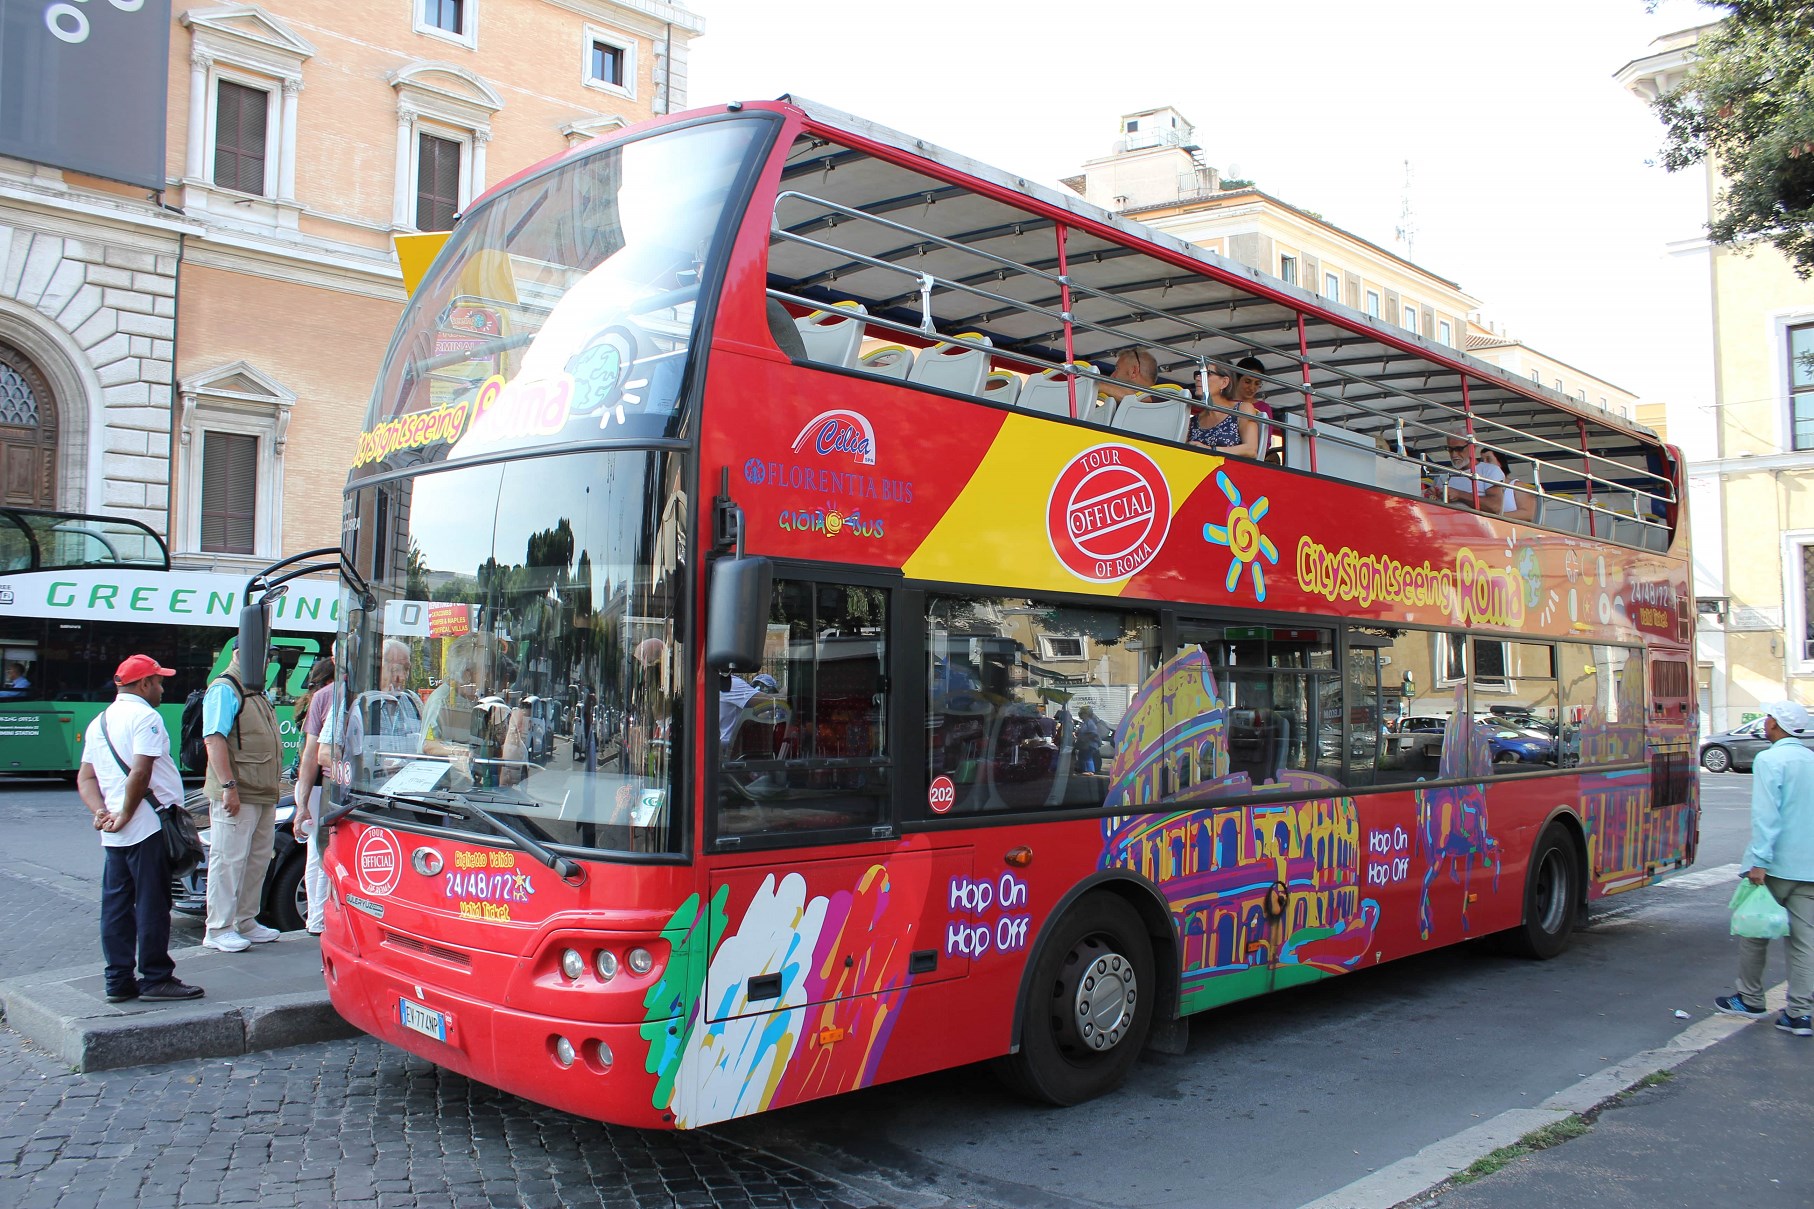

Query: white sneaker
[203,931,251,953]
[240,923,281,944]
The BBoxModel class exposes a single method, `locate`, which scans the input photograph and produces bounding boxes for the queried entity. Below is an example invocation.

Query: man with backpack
[75,654,205,1002]
[199,648,284,952]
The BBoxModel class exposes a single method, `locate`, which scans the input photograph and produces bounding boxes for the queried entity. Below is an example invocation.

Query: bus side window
[716,579,890,842]
[924,594,1157,817]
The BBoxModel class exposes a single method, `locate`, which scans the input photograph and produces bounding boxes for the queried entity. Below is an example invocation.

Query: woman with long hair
[1188,357,1265,459]
[290,650,337,935]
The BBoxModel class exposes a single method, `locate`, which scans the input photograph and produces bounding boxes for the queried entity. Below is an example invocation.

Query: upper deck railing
[760,108,1676,554]
[0,508,169,574]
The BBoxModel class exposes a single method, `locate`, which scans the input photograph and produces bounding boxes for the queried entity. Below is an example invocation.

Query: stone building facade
[0,0,703,570]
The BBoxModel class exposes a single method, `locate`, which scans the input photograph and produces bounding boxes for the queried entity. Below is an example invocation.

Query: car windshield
[352,117,765,482]
[337,449,687,855]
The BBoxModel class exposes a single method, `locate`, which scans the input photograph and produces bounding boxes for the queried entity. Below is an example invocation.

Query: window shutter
[416,134,461,231]
[201,432,258,554]
[213,81,269,196]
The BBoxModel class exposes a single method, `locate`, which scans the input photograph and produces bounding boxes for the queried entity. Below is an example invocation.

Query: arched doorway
[0,343,57,507]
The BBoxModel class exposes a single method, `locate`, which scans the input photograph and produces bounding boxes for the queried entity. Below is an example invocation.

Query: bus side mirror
[237,602,271,688]
[706,555,771,673]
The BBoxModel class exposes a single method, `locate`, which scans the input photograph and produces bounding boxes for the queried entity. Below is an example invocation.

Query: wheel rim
[1056,938,1138,1056]
[1704,748,1729,772]
[1533,848,1570,935]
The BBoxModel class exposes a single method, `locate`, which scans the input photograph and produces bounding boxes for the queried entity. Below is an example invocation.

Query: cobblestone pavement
[0,1029,882,1209]
[0,788,883,1209]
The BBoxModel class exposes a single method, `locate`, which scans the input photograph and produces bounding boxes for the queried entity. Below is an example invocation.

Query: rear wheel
[1700,746,1731,773]
[996,894,1154,1106]
[1507,825,1581,960]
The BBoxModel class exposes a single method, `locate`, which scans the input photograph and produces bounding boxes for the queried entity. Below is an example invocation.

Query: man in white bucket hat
[1715,699,1814,1036]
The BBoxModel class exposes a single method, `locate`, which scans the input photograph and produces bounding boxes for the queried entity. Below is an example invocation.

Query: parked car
[1385,714,1555,767]
[1699,718,1814,772]
[171,787,309,933]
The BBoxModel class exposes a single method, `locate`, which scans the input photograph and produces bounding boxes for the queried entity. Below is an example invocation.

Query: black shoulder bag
[98,712,205,877]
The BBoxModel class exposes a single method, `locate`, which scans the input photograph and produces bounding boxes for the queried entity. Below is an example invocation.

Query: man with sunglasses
[1427,432,1506,512]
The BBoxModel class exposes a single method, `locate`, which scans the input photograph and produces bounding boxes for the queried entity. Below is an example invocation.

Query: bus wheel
[997,894,1154,1106]
[1508,826,1581,960]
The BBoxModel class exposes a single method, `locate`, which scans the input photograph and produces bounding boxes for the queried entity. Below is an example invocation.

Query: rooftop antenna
[1395,159,1417,260]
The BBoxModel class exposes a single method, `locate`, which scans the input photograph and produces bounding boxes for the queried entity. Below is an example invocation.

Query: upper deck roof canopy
[763,96,1671,520]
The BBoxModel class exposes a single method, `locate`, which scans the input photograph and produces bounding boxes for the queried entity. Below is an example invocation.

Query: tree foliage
[1652,2,1814,277]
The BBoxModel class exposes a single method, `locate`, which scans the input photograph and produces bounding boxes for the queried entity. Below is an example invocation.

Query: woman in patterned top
[1188,356,1265,459]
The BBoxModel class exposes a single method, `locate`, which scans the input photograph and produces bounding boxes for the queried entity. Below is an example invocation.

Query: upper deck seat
[1110,385,1190,442]
[795,301,867,368]
[1018,364,1099,419]
[908,333,992,396]
[857,345,914,379]
[1284,417,1379,486]
[980,370,1021,407]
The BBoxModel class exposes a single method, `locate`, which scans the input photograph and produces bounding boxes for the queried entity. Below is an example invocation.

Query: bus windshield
[353,116,766,482]
[339,449,686,855]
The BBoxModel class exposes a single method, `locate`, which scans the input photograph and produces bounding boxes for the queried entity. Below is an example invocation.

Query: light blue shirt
[1742,736,1814,881]
[201,678,243,738]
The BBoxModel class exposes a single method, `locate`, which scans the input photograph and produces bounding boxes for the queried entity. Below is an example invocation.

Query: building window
[416,132,462,231]
[1279,254,1298,285]
[1323,271,1340,302]
[415,0,476,49]
[1576,389,1587,403]
[212,80,269,196]
[1791,322,1814,450]
[1126,119,1139,132]
[590,40,624,86]
[1439,320,1452,346]
[1038,635,1087,660]
[583,29,635,96]
[1802,542,1814,664]
[1529,368,1540,383]
[1553,378,1563,392]
[1365,290,1381,319]
[200,432,257,555]
[1403,304,1417,331]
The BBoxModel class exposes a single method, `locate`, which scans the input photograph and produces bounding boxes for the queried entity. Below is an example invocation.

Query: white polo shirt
[81,692,183,848]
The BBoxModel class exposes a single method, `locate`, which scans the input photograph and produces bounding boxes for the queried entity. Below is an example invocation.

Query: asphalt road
[0,772,1779,1209]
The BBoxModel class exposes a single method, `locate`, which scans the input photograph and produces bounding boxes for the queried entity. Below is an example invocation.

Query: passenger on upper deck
[1478,449,1540,522]
[1188,357,1264,459]
[1096,347,1159,405]
[1427,433,1505,512]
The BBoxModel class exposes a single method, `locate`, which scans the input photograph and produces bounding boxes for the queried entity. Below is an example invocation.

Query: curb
[1294,982,1788,1209]
[0,961,358,1074]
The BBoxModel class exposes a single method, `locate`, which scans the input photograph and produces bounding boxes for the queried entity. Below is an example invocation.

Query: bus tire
[997,893,1154,1106]
[1507,825,1580,960]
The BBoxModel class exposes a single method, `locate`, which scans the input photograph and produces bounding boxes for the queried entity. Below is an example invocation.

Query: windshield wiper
[320,788,581,881]
[412,791,581,881]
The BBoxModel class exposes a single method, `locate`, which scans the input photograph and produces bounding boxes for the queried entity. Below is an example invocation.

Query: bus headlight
[627,947,654,976]
[595,949,618,981]
[559,949,585,980]
[553,1036,575,1067]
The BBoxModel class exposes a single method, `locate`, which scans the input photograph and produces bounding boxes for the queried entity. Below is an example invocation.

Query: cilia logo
[791,409,876,465]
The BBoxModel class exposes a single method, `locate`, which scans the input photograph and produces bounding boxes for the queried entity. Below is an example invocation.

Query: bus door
[1644,650,1697,870]
[1166,620,1286,999]
[704,577,969,1030]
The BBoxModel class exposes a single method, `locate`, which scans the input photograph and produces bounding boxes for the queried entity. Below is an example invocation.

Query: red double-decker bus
[312,97,1696,1129]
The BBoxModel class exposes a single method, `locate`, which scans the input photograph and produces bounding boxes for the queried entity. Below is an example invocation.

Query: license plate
[399,997,447,1042]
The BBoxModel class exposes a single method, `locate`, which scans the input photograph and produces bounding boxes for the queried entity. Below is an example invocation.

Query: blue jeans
[100,832,174,995]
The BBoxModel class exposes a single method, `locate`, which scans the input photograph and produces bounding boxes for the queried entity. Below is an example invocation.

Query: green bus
[0,508,336,775]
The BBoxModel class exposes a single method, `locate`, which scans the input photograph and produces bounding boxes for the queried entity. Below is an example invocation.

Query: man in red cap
[74,654,204,1002]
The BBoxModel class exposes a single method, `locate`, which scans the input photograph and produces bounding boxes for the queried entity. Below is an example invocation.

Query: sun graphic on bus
[1202,471,1278,601]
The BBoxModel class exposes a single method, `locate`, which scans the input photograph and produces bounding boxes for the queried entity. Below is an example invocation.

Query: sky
[686,0,1726,405]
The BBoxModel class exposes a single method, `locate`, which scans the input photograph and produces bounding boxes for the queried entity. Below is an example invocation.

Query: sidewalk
[1422,1011,1814,1209]
[0,932,355,1072]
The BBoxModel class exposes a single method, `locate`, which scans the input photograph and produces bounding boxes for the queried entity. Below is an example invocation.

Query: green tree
[1651,2,1814,278]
